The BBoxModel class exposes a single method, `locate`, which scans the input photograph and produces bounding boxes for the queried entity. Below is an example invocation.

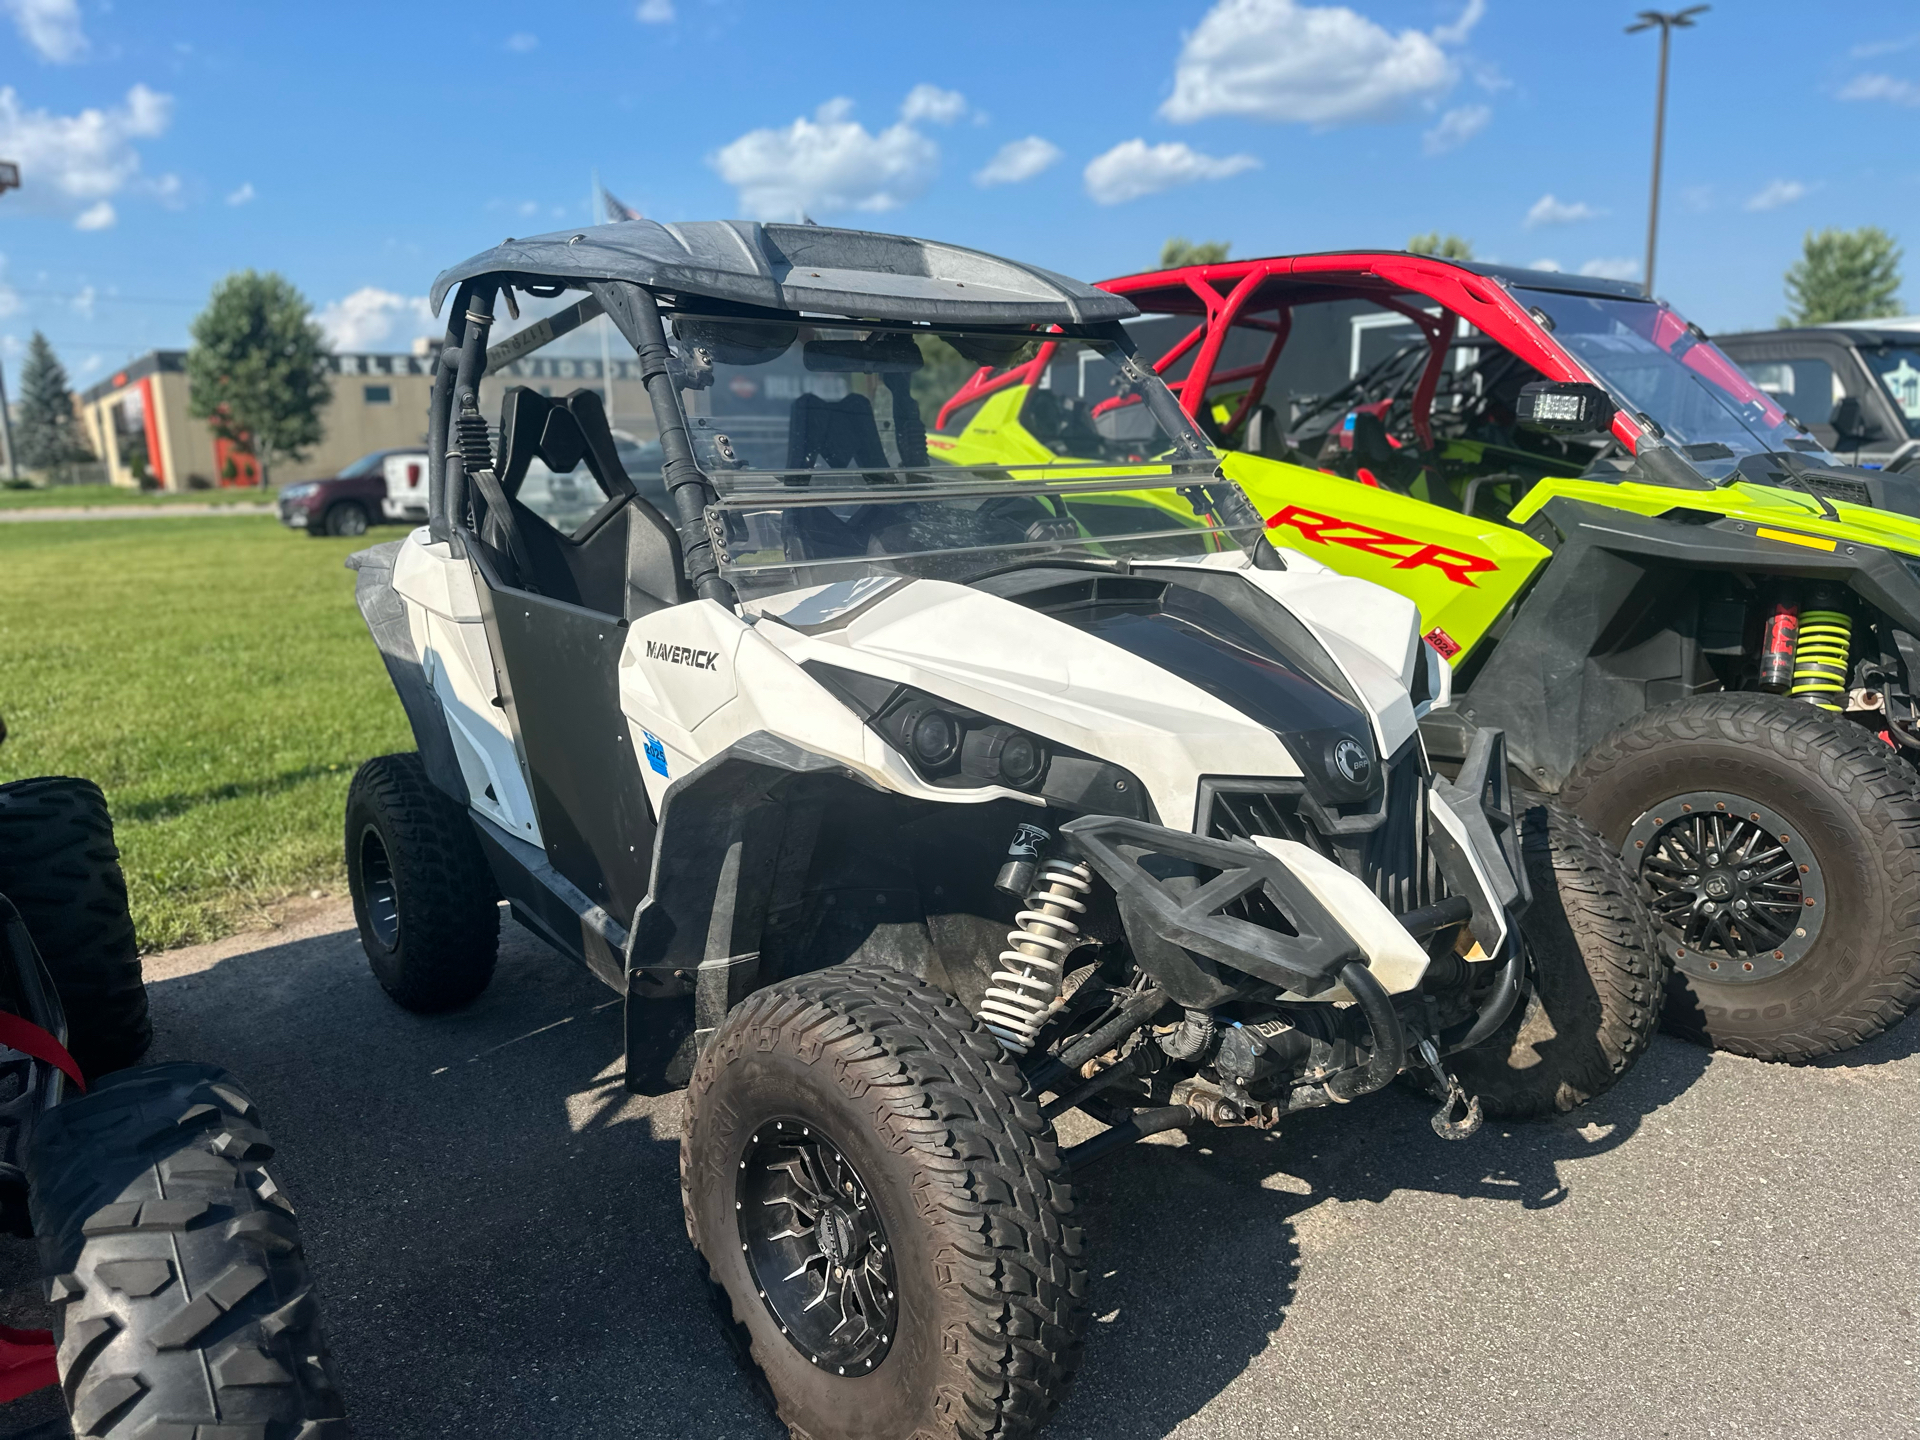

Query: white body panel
[380,452,430,522]
[391,531,542,841]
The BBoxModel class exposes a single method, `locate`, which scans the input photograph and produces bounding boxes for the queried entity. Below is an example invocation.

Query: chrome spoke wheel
[1623,791,1823,983]
[737,1119,897,1374]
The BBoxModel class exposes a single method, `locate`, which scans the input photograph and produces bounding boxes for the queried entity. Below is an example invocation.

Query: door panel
[481,584,656,925]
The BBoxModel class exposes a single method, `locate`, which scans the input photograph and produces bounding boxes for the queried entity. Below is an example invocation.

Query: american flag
[601,187,642,222]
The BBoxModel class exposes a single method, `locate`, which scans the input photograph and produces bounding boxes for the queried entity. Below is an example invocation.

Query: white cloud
[504,32,538,53]
[0,255,18,319]
[900,84,967,126]
[75,352,100,377]
[1084,139,1259,205]
[146,171,183,208]
[636,0,674,22]
[1528,258,1562,272]
[1161,0,1480,127]
[710,97,938,220]
[974,136,1063,187]
[226,181,255,206]
[0,84,174,224]
[1744,178,1807,212]
[1526,193,1602,228]
[1839,72,1920,107]
[70,282,93,317]
[1851,34,1918,60]
[3,0,87,63]
[1423,103,1489,155]
[318,287,437,352]
[1578,258,1639,281]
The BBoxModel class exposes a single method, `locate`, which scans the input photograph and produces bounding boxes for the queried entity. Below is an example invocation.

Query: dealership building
[77,340,661,491]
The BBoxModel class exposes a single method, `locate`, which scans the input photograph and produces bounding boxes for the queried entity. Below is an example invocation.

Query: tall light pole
[0,159,18,480]
[1627,7,1707,300]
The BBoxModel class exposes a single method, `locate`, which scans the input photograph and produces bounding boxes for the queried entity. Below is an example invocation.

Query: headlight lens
[282,483,318,499]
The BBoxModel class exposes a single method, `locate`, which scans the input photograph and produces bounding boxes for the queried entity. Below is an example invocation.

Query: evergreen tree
[1781,227,1905,326]
[14,331,90,475]
[1159,237,1232,269]
[1407,232,1474,260]
[186,270,331,485]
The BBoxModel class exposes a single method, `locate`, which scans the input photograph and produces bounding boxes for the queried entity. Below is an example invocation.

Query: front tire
[1562,692,1920,1062]
[0,777,151,1077]
[345,752,498,1012]
[1448,799,1664,1118]
[682,963,1087,1440]
[321,501,369,537]
[27,1064,347,1437]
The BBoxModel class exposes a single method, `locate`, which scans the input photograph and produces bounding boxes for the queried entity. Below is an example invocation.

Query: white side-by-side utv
[345,220,1660,1440]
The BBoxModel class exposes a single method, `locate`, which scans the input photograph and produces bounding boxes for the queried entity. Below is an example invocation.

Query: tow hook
[1418,1038,1482,1141]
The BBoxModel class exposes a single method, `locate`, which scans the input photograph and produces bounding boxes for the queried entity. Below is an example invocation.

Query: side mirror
[1831,395,1880,445]
[1515,380,1616,434]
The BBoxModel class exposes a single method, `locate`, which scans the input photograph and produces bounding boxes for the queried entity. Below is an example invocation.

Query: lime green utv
[930,251,1920,1063]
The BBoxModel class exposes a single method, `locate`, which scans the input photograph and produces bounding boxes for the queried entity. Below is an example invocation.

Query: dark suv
[278,448,428,538]
[1718,324,1920,473]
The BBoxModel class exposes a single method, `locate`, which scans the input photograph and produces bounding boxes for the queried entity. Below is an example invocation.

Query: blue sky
[0,0,1914,385]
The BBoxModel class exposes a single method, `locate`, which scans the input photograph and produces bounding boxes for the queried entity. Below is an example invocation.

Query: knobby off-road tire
[1448,799,1664,1119]
[0,777,151,1077]
[682,962,1087,1440]
[345,752,498,1012]
[1563,693,1920,1062]
[27,1062,346,1438]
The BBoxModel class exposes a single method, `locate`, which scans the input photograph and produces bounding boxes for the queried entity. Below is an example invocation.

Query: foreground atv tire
[346,751,498,1012]
[1448,800,1664,1119]
[682,963,1086,1440]
[1563,693,1920,1062]
[0,777,151,1077]
[27,1063,346,1437]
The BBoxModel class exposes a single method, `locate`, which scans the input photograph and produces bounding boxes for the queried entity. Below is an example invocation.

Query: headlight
[282,483,318,499]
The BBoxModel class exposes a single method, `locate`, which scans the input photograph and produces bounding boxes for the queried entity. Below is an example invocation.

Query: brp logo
[1333,738,1371,785]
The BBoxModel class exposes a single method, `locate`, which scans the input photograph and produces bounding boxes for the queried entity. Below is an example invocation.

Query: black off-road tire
[1447,800,1664,1118]
[0,777,151,1077]
[344,753,498,1012]
[1563,693,1920,1062]
[26,1062,346,1438]
[682,962,1087,1440]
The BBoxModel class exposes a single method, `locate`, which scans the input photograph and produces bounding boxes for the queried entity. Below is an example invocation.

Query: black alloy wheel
[737,1119,898,1375]
[325,501,370,537]
[356,825,401,949]
[1624,792,1822,984]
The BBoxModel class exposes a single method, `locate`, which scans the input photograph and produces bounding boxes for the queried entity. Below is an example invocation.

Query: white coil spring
[980,859,1094,1054]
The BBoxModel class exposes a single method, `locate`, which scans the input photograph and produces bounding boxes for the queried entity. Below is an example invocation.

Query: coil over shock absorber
[980,825,1093,1054]
[1791,585,1852,712]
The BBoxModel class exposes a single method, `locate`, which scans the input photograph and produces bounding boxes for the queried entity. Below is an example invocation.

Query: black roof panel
[429,219,1137,327]
[1460,260,1650,301]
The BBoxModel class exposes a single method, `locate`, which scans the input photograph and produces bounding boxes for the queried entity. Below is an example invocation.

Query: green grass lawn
[0,516,410,949]
[0,484,279,509]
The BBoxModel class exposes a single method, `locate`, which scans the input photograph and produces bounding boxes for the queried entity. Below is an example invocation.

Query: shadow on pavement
[0,916,1725,1440]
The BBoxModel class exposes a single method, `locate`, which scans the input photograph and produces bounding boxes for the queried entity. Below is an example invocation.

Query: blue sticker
[641,730,669,778]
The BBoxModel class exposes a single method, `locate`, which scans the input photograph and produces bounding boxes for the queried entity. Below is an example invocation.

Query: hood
[749,571,1395,828]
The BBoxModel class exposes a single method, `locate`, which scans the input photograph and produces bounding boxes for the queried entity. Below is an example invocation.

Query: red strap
[0,1324,58,1402]
[0,1010,85,1091]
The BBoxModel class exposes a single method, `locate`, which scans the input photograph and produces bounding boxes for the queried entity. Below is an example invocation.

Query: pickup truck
[278,448,430,537]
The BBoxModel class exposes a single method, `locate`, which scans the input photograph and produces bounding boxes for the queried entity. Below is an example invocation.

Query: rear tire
[1448,799,1664,1118]
[27,1063,347,1437]
[345,752,498,1012]
[0,777,151,1078]
[682,963,1087,1440]
[1563,693,1920,1062]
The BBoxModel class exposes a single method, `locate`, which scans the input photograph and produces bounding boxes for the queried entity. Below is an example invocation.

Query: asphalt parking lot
[4,907,1916,1440]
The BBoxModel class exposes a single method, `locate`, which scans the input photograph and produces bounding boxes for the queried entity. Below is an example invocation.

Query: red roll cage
[937,253,1657,455]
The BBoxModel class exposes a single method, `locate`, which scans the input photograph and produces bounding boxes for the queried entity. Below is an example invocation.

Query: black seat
[486,387,689,618]
[786,392,888,470]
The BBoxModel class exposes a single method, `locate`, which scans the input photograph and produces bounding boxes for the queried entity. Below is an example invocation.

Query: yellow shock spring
[1790,609,1852,710]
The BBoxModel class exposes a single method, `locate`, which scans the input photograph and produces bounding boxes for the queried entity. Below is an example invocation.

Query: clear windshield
[1519,288,1824,476]
[1862,345,1920,440]
[709,466,1249,602]
[668,321,1185,473]
[337,450,391,479]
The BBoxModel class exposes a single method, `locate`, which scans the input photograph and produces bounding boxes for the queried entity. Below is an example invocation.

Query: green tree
[186,270,331,485]
[1407,232,1474,259]
[1159,237,1231,269]
[1781,227,1905,326]
[14,331,91,476]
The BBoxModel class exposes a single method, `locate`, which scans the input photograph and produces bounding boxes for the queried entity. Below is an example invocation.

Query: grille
[1203,741,1433,915]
